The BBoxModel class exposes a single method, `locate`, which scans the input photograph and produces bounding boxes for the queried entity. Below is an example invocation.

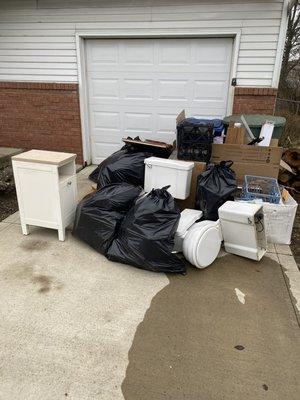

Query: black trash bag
[73,183,142,255]
[89,141,172,186]
[106,186,186,274]
[195,161,236,221]
[96,148,153,190]
[88,165,101,183]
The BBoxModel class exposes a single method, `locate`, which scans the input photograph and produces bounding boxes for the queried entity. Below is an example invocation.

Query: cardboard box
[225,124,246,145]
[211,143,282,165]
[170,149,205,209]
[231,162,279,185]
[176,161,206,210]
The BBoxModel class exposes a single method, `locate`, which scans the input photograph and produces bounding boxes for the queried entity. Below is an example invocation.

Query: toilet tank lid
[144,156,194,171]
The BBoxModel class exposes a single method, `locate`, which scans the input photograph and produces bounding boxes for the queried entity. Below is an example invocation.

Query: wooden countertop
[12,149,76,166]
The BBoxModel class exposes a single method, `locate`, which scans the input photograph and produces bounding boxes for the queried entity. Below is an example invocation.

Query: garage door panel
[123,79,154,100]
[194,81,227,101]
[87,41,119,65]
[122,40,155,65]
[93,143,121,163]
[93,111,120,130]
[158,40,191,65]
[88,73,229,105]
[157,79,189,101]
[86,38,232,162]
[87,64,230,74]
[124,112,154,133]
[194,41,232,66]
[90,78,119,99]
[92,130,120,144]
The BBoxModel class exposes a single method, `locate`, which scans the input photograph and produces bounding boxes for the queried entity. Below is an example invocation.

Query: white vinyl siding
[0,0,284,87]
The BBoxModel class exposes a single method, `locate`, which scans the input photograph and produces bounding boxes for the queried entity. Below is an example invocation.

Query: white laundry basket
[144,157,194,199]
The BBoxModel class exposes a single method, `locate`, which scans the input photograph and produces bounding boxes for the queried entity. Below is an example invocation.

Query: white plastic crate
[263,192,298,245]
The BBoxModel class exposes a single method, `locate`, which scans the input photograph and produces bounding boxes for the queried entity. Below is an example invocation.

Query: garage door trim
[76,30,241,164]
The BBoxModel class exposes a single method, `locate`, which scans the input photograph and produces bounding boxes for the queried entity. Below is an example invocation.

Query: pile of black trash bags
[73,143,186,274]
[73,141,237,274]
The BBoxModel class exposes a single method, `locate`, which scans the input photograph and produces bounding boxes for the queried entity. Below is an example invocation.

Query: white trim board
[272,0,290,87]
[75,29,241,164]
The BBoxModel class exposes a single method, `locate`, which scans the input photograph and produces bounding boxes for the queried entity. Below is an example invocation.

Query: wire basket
[241,175,281,204]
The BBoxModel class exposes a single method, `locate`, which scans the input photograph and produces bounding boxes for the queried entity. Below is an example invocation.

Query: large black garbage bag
[106,186,186,274]
[96,148,153,189]
[73,183,142,255]
[195,161,236,221]
[89,142,172,186]
[88,165,100,183]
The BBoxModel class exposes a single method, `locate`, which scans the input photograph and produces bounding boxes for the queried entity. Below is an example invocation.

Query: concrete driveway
[0,166,299,400]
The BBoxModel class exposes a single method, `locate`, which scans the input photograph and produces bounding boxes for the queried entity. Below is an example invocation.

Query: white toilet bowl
[182,220,222,268]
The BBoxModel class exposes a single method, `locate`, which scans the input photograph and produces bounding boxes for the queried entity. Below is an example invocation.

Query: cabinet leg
[21,223,29,235]
[58,228,65,242]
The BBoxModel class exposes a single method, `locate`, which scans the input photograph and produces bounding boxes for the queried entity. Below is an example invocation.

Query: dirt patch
[122,256,300,400]
[0,165,18,222]
[1,261,63,294]
[20,239,49,252]
[31,274,53,293]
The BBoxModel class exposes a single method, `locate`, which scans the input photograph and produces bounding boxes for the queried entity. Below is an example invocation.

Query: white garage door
[86,37,233,164]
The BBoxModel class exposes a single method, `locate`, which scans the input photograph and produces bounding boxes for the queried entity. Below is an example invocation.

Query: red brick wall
[233,87,277,115]
[0,82,278,166]
[0,82,83,164]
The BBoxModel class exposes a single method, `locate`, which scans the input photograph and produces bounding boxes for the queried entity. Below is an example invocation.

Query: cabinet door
[59,175,77,226]
[14,163,59,227]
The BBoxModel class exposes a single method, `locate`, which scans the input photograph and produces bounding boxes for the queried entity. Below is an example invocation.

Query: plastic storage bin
[223,114,286,139]
[241,175,281,204]
[144,157,194,200]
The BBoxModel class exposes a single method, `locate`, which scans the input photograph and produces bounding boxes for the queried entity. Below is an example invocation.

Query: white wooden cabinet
[12,150,77,241]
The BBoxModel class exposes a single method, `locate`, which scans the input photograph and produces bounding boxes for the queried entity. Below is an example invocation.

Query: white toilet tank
[144,157,194,199]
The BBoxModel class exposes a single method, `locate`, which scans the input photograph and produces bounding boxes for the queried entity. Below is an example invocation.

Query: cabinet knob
[67,181,72,186]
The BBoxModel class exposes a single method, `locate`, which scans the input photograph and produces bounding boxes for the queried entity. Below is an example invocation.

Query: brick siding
[233,87,277,115]
[0,82,278,165]
[0,82,83,164]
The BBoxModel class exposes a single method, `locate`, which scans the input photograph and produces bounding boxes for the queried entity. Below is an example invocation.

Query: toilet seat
[183,221,221,268]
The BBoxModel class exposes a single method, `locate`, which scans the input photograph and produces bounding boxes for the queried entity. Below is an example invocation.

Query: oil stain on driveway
[122,255,300,400]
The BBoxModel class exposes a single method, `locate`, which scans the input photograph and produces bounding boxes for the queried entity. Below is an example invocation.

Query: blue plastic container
[241,175,281,204]
[185,118,224,136]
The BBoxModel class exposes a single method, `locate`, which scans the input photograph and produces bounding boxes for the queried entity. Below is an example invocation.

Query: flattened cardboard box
[176,161,206,210]
[232,162,279,184]
[211,143,282,165]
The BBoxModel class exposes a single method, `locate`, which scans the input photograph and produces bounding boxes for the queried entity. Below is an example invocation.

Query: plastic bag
[73,183,142,255]
[195,161,236,221]
[97,148,153,190]
[89,142,172,186]
[106,186,186,274]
